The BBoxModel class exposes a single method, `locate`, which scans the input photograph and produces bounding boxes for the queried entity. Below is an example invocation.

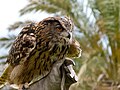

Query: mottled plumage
[0,17,81,89]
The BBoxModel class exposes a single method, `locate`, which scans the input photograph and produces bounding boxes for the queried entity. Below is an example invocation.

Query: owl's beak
[61,32,73,44]
[68,32,73,44]
[66,32,73,44]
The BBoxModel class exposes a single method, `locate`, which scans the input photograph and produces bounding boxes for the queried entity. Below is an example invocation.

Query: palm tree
[0,0,119,89]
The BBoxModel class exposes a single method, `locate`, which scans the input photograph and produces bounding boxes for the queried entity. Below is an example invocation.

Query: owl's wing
[7,23,36,66]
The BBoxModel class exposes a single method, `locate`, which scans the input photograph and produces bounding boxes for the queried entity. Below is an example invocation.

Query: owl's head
[42,16,73,31]
[40,16,74,44]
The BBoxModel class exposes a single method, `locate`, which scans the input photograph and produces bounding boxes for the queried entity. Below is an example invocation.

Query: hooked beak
[61,32,73,44]
[68,32,73,44]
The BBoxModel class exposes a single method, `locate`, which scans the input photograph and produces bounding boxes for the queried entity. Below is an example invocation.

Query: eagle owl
[0,17,81,89]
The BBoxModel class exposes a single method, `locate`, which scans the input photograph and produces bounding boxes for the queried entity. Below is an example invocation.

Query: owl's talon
[19,83,29,90]
[24,83,29,89]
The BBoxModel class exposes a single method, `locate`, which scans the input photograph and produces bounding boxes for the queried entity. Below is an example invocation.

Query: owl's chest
[20,42,69,83]
[27,43,69,71]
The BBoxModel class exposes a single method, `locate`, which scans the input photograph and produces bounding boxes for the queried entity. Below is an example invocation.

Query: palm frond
[20,0,72,16]
[0,35,16,49]
[8,20,33,31]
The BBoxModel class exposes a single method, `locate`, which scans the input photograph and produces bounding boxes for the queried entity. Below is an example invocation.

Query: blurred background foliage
[0,0,119,90]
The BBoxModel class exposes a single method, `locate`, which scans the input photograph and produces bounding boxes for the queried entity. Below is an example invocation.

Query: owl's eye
[55,24,61,28]
[55,24,63,32]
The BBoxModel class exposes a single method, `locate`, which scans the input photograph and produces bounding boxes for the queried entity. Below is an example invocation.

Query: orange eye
[55,24,63,32]
[56,27,63,32]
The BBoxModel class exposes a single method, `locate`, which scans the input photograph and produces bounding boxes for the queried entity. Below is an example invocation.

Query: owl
[0,17,81,89]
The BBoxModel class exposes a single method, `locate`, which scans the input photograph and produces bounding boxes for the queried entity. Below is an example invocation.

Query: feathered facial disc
[38,16,74,45]
[40,17,74,43]
[41,16,74,32]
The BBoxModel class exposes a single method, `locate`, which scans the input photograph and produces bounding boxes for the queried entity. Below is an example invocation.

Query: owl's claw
[64,58,78,82]
[19,83,29,90]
